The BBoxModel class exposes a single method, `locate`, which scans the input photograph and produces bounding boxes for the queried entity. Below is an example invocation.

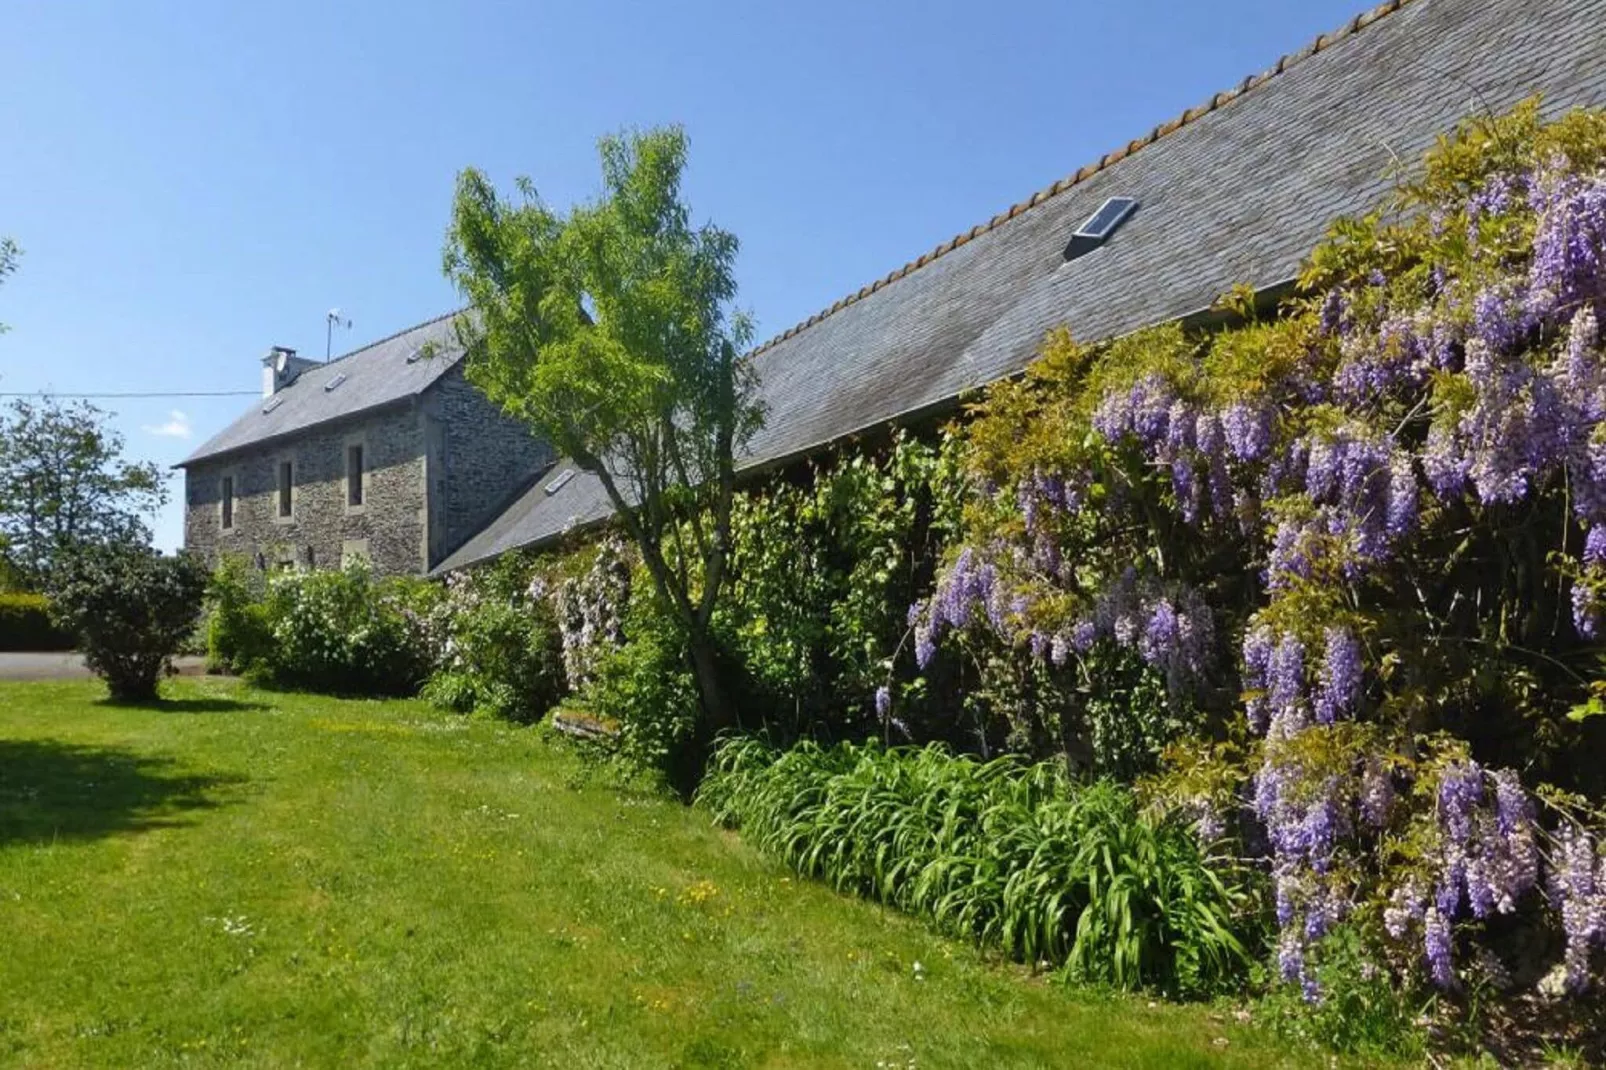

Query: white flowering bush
[420,540,633,725]
[251,564,441,696]
[423,557,565,722]
[549,537,631,689]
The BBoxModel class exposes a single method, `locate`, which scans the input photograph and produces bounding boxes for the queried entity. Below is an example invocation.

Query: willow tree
[443,126,761,734]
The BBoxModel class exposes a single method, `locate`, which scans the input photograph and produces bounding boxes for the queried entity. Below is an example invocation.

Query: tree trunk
[675,624,737,798]
[686,625,735,734]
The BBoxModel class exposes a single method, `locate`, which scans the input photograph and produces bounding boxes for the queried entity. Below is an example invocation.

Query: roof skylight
[544,468,576,496]
[324,373,348,392]
[1063,197,1139,261]
[262,395,285,414]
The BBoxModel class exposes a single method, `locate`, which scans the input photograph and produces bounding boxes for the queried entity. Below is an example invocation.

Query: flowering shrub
[548,537,632,689]
[422,556,565,723]
[719,433,965,739]
[250,564,442,696]
[569,579,703,789]
[47,542,208,701]
[417,539,635,731]
[898,102,1606,1014]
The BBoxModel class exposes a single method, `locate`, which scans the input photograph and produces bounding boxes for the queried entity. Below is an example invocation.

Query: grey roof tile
[179,312,463,466]
[431,0,1606,572]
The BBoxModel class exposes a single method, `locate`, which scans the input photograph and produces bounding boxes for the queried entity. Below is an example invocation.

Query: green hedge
[0,592,73,651]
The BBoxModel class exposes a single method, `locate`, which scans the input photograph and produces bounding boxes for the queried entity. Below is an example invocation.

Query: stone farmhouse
[181,0,1606,578]
[180,317,551,575]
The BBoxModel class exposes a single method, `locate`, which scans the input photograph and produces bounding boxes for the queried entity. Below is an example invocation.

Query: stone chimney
[260,346,318,399]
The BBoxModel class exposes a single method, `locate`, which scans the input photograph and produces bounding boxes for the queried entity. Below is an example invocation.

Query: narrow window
[221,475,235,530]
[278,460,293,518]
[347,444,364,507]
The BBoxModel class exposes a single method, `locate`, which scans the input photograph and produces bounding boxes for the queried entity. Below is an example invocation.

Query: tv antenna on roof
[325,308,352,362]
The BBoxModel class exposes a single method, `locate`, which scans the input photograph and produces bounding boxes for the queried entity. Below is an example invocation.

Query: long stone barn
[178,0,1606,578]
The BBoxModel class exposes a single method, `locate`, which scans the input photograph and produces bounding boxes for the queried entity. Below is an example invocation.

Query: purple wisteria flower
[1071,571,1217,693]
[1375,762,1548,988]
[1553,824,1606,992]
[1359,758,1394,829]
[1266,634,1307,739]
[1424,907,1455,989]
[1313,627,1362,725]
[1221,401,1273,463]
[1530,168,1606,318]
[1242,624,1275,734]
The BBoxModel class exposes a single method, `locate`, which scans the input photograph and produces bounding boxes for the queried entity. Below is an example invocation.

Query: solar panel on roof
[324,373,348,392]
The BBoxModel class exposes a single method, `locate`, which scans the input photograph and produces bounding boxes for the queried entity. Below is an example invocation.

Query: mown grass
[1,678,1332,1069]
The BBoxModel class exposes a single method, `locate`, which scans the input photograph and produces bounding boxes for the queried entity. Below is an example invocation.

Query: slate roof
[179,312,464,466]
[449,0,1606,573]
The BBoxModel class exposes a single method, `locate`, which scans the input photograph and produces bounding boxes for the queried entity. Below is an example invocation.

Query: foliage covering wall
[483,102,1606,1012]
[214,103,1606,1029]
[902,103,1606,1004]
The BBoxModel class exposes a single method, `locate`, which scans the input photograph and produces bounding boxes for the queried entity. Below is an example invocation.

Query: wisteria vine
[905,103,1606,1003]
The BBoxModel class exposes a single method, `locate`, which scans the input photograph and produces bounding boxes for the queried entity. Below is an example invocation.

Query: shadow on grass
[94,696,270,715]
[0,739,245,846]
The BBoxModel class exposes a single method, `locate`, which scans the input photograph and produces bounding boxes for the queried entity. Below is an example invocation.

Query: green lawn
[0,678,1321,1069]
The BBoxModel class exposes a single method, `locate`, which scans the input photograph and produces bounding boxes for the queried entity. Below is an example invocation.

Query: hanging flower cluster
[547,536,632,689]
[1551,823,1606,991]
[1383,762,1543,987]
[907,104,1606,1003]
[910,548,1214,699]
[1092,376,1268,527]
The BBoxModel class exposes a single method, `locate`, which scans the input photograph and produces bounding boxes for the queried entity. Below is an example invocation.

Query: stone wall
[183,402,428,577]
[423,365,555,566]
[183,367,553,577]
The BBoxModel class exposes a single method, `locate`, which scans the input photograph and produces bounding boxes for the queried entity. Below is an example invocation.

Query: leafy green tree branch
[444,126,761,737]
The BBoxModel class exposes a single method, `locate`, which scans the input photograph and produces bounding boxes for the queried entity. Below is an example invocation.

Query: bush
[1264,925,1428,1060]
[700,738,1257,998]
[47,543,208,701]
[0,591,72,651]
[890,103,1606,1016]
[423,567,565,723]
[718,437,963,742]
[204,555,271,674]
[574,584,701,790]
[251,565,441,696]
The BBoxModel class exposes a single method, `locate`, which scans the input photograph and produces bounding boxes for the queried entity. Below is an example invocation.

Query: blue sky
[0,0,1366,551]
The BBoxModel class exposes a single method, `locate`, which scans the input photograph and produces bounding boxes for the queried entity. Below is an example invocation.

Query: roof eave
[431,275,1303,573]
